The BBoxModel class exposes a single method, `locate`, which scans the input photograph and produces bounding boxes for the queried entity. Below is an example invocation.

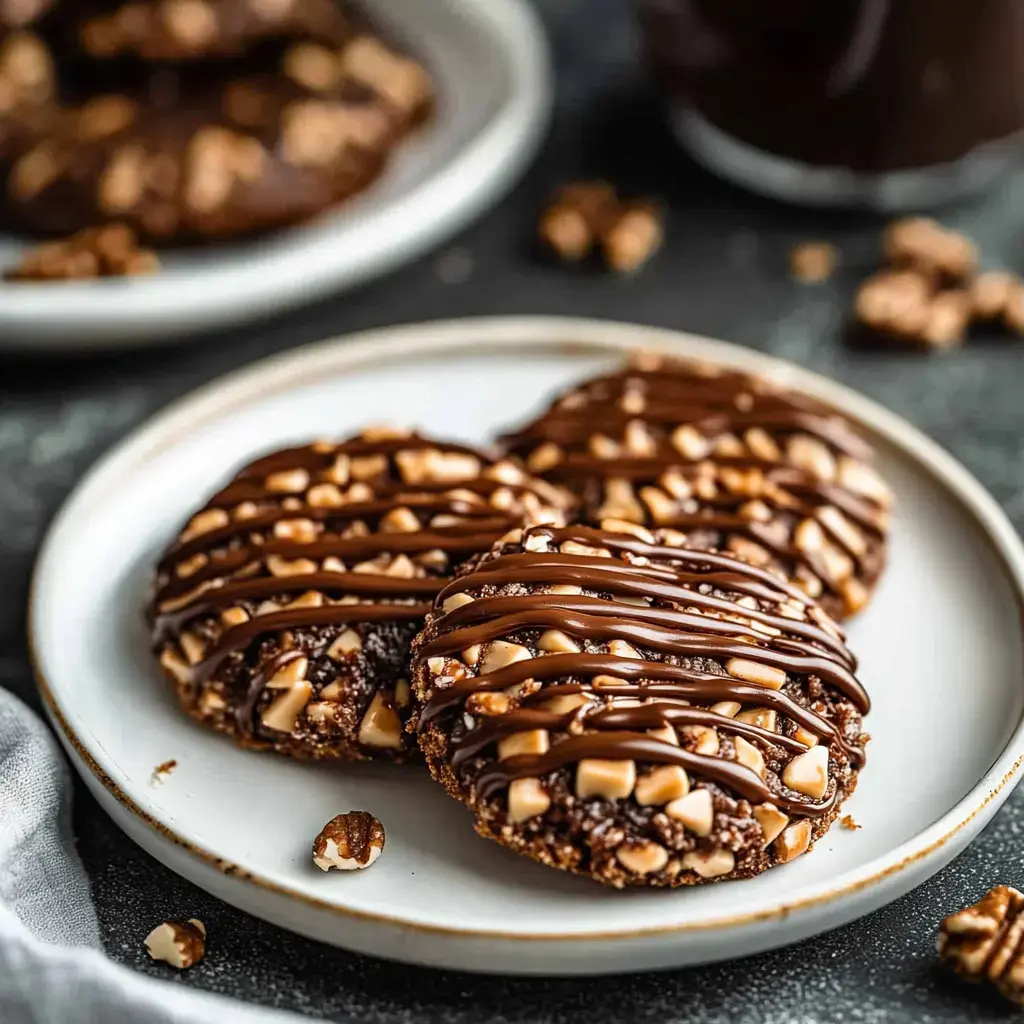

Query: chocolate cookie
[5,33,431,239]
[149,430,571,762]
[504,355,892,619]
[412,522,869,888]
[69,0,352,62]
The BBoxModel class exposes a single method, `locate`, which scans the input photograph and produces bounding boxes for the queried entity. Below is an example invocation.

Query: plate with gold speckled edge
[0,0,550,349]
[29,317,1024,975]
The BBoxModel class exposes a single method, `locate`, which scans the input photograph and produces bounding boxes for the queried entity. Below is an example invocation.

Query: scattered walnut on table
[602,200,664,275]
[789,241,838,284]
[144,919,206,969]
[538,181,664,273]
[938,885,1024,1005]
[313,811,385,871]
[851,218,1024,351]
[883,217,977,283]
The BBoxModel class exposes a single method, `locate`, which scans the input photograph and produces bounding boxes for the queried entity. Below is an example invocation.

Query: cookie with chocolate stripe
[149,429,570,761]
[411,522,869,887]
[504,354,892,619]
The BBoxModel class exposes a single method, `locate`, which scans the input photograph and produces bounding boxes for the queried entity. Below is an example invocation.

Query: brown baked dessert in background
[1,0,433,248]
[411,522,869,888]
[149,429,571,762]
[503,354,892,620]
[4,25,432,241]
[64,0,352,62]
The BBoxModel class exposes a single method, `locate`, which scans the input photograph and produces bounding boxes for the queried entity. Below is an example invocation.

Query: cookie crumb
[789,241,838,284]
[151,759,177,786]
[5,223,160,281]
[144,919,205,969]
[938,886,1024,1005]
[839,814,861,830]
[313,811,385,871]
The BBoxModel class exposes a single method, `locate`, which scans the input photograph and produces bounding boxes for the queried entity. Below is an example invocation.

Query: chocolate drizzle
[150,431,568,739]
[416,524,869,818]
[503,358,892,616]
[507,362,875,461]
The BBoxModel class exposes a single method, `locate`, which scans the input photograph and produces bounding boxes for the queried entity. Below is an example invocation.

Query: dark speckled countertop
[5,1,1024,1020]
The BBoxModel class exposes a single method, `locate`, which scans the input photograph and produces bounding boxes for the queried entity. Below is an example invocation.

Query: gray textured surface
[5,0,1024,1020]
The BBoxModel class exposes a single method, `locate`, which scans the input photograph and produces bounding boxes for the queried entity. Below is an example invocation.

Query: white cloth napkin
[0,686,304,1024]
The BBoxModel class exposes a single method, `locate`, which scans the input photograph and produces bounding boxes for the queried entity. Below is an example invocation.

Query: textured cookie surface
[504,355,892,619]
[149,429,570,762]
[5,32,431,239]
[412,522,869,888]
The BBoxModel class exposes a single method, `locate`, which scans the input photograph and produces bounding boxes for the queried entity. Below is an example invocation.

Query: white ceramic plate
[30,317,1024,975]
[0,0,550,350]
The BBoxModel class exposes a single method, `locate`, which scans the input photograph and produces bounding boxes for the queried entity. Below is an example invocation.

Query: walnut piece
[938,885,1024,1005]
[144,919,206,969]
[789,241,838,284]
[538,182,664,273]
[313,811,385,871]
[6,223,160,281]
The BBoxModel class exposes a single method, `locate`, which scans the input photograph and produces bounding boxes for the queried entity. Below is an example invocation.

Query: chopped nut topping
[782,745,829,799]
[665,788,713,835]
[480,641,532,674]
[634,764,689,806]
[313,811,385,871]
[538,629,580,653]
[466,691,510,717]
[357,692,403,749]
[773,819,812,863]
[507,777,550,822]
[575,758,636,800]
[260,680,312,733]
[753,803,789,847]
[616,840,669,875]
[733,735,766,778]
[682,848,735,879]
[725,658,786,690]
[144,919,206,969]
[497,729,550,760]
[266,656,307,688]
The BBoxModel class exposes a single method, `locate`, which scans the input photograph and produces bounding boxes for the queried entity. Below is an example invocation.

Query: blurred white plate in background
[29,317,1024,974]
[0,0,550,349]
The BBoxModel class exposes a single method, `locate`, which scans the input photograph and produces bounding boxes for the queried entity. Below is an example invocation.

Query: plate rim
[29,315,1024,944]
[0,0,552,348]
